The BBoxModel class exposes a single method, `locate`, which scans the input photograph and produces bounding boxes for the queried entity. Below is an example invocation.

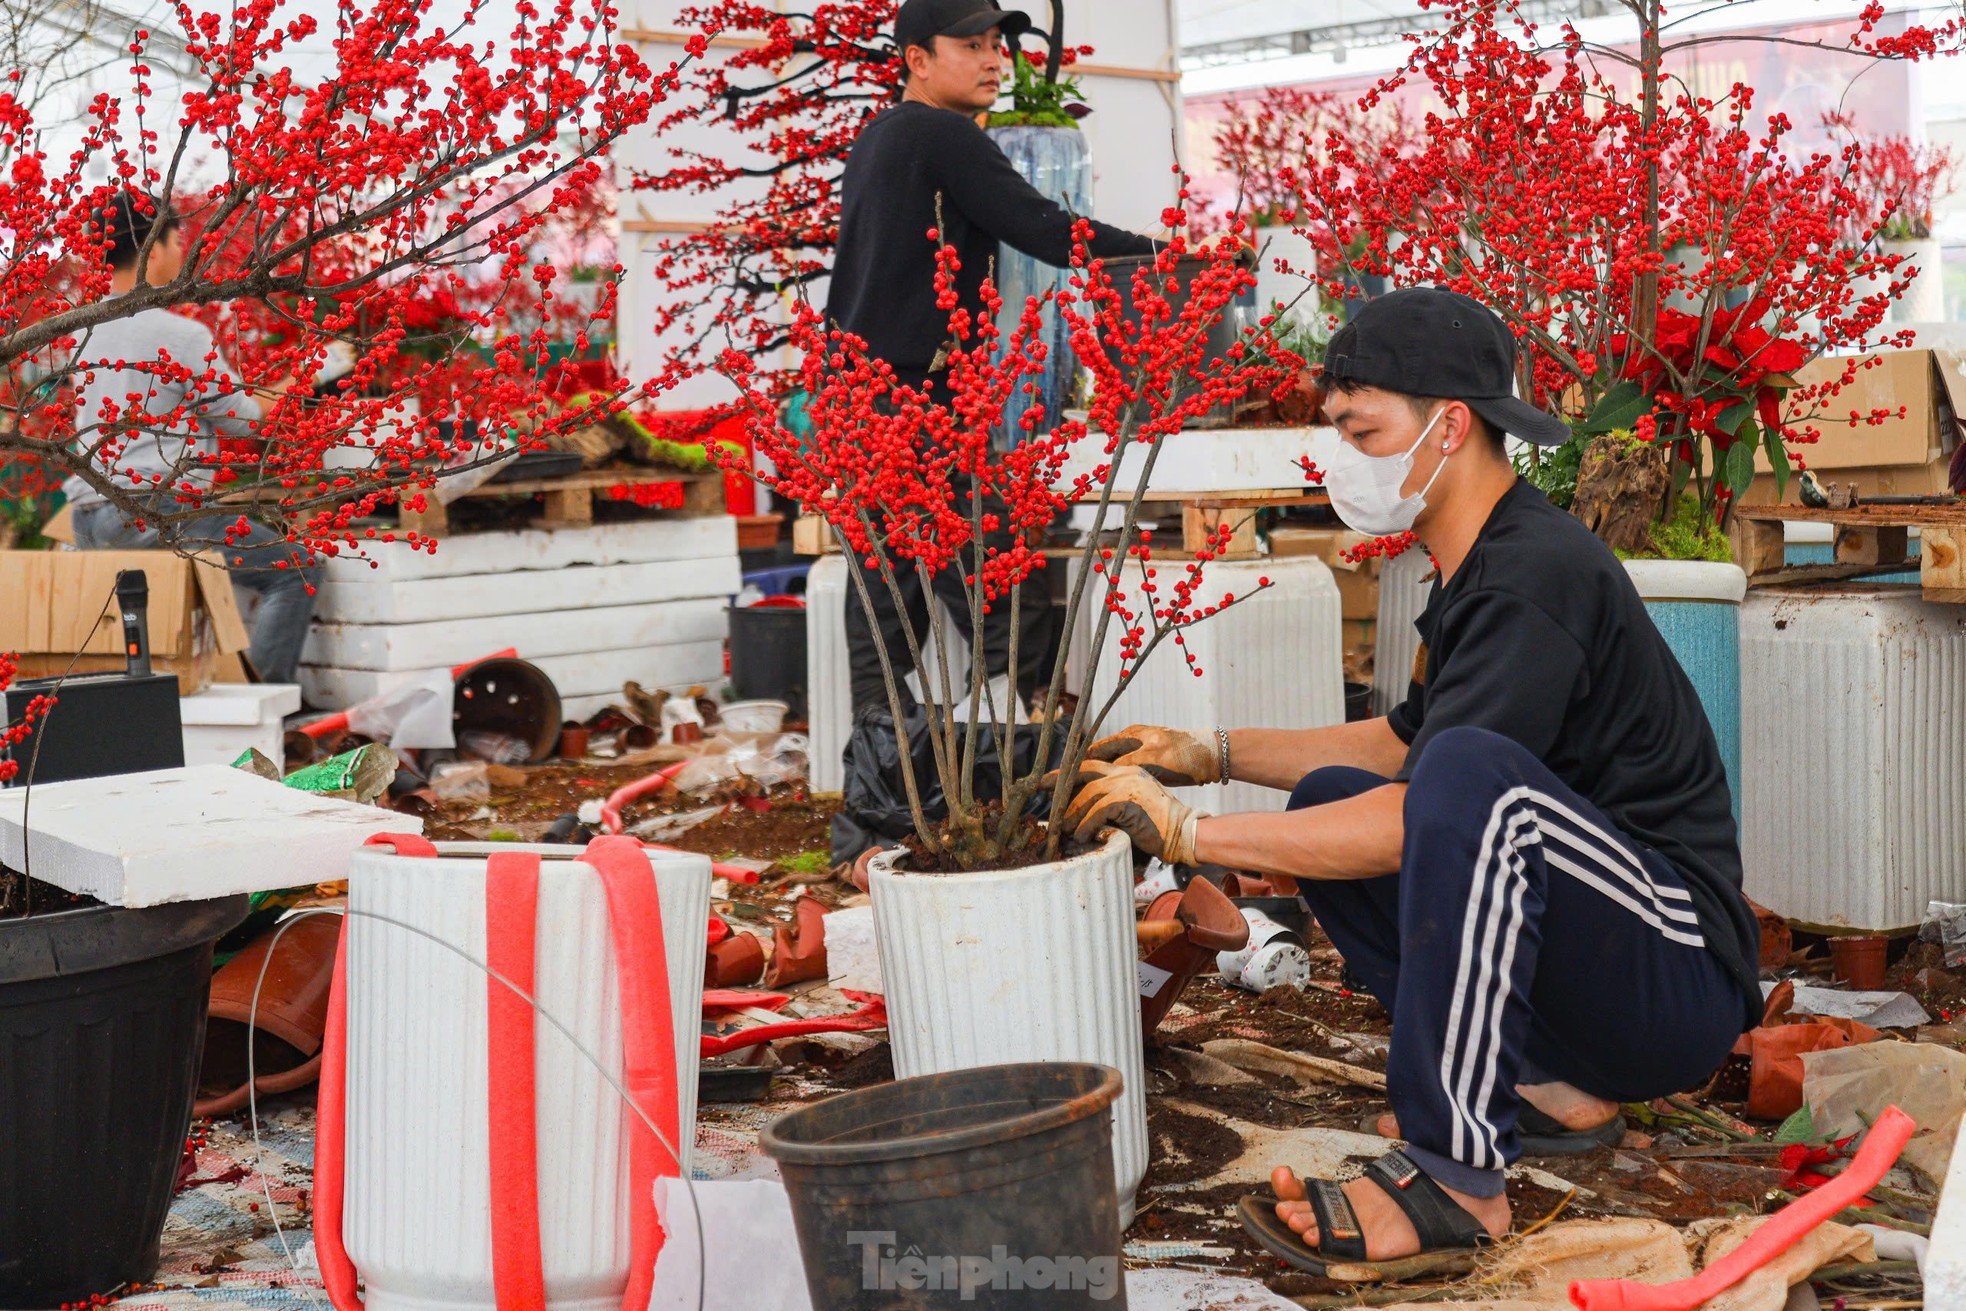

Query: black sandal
[1361,1107,1626,1156]
[1236,1149,1496,1278]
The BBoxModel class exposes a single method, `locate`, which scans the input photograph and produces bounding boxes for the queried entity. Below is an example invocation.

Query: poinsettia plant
[719,210,1301,868]
[1290,0,1963,553]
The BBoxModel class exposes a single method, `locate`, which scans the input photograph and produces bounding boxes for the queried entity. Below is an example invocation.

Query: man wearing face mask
[1057,288,1759,1272]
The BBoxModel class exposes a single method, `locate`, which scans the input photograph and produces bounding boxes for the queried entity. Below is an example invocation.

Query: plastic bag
[830,708,1066,865]
[1921,899,1966,967]
[344,670,456,750]
[429,759,489,803]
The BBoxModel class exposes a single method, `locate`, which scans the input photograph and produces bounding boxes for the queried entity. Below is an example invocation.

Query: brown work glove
[1084,725,1220,787]
[1057,759,1204,864]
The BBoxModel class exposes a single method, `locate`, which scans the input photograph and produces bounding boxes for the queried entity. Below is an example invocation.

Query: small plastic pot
[1829,935,1889,990]
[558,724,590,760]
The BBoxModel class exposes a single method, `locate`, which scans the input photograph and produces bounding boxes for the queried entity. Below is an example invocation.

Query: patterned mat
[110,1093,789,1309]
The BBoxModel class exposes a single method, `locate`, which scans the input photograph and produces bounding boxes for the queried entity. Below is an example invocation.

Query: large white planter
[1085,557,1344,814]
[1253,224,1319,326]
[1625,560,1746,816]
[339,840,711,1311]
[870,829,1148,1227]
[1884,237,1945,324]
[805,555,976,795]
[1741,586,1966,929]
[1372,547,1434,717]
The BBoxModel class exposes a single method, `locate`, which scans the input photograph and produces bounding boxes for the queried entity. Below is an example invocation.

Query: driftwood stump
[1571,434,1670,555]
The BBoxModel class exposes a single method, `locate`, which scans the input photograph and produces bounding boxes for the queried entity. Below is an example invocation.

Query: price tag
[1137,959,1174,999]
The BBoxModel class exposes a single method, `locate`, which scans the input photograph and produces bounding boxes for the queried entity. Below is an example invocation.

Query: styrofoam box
[300,641,727,716]
[1933,1117,1966,1309]
[0,765,421,906]
[1741,586,1966,928]
[1049,426,1342,496]
[180,683,302,767]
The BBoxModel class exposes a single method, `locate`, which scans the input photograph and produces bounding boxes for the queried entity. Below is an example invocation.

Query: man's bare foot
[1271,1164,1510,1261]
[1373,1080,1619,1140]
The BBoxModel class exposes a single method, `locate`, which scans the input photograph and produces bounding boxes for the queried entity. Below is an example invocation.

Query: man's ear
[903,40,934,81]
[1438,401,1478,455]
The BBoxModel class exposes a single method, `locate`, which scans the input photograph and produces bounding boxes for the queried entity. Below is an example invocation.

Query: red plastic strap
[362,832,440,858]
[314,917,361,1309]
[485,853,546,1310]
[699,992,888,1058]
[581,835,681,1311]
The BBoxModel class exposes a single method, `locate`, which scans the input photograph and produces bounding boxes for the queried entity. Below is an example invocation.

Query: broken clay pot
[763,896,829,988]
[1138,877,1249,1033]
[705,933,766,989]
[194,913,343,1118]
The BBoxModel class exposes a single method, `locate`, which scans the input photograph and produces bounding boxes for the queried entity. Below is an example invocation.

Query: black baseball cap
[1324,287,1572,446]
[895,0,1032,53]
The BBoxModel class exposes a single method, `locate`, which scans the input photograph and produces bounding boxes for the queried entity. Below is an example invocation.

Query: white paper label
[1137,959,1174,999]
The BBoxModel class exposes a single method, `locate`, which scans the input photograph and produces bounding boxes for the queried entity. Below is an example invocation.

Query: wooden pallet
[399,468,726,537]
[1148,488,1332,558]
[1733,503,1966,602]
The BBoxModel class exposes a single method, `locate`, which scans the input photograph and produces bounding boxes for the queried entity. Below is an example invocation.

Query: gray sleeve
[171,317,262,440]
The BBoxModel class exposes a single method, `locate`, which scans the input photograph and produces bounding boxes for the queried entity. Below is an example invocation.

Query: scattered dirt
[0,868,98,921]
[659,796,836,865]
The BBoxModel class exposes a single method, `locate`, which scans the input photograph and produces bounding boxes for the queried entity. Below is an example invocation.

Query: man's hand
[1085,725,1220,787]
[1056,759,1204,864]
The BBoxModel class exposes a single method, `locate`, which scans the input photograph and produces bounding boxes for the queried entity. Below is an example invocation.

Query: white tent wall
[615,0,1184,407]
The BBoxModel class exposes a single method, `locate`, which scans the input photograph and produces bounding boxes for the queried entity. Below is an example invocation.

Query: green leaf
[1723,426,1758,495]
[1578,380,1652,435]
[1773,1104,1821,1146]
[1763,423,1791,501]
[1716,398,1756,436]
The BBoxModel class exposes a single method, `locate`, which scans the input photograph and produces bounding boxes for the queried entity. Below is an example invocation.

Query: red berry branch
[719,186,1301,867]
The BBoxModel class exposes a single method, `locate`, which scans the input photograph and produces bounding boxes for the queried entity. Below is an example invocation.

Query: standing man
[1057,289,1761,1272]
[826,0,1161,717]
[66,192,315,685]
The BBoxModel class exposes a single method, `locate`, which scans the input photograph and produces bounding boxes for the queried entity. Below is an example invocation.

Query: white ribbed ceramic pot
[868,829,1148,1226]
[341,842,711,1311]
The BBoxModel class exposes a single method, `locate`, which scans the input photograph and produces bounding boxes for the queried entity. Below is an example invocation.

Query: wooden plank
[1182,504,1261,558]
[455,468,717,499]
[681,476,727,517]
[1834,525,1911,567]
[1154,489,1332,510]
[1729,516,1786,577]
[541,485,595,528]
[1746,562,1926,589]
[1737,502,1966,529]
[1924,527,1965,601]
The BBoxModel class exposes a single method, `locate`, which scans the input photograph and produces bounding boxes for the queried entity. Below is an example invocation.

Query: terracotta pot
[1829,935,1889,990]
[557,725,590,760]
[195,913,344,1118]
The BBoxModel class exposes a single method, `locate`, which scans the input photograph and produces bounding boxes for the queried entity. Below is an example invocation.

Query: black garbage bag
[830,707,1070,866]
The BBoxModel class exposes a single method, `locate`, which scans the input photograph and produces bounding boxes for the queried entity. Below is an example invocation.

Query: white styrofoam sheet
[178,683,303,727]
[1051,426,1341,496]
[319,518,737,583]
[183,722,285,769]
[300,640,727,711]
[311,555,743,624]
[304,598,728,672]
[1935,1118,1966,1309]
[0,765,421,907]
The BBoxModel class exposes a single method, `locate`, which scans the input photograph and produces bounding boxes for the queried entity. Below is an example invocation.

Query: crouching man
[1058,288,1761,1273]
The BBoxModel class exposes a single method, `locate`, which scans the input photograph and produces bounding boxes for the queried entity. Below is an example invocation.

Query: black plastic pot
[0,895,249,1308]
[1344,680,1374,723]
[763,1062,1127,1309]
[1100,253,1256,428]
[727,603,809,717]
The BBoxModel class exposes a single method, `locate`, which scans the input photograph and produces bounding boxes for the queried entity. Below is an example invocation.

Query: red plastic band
[485,852,546,1310]
[361,832,440,858]
[313,917,361,1309]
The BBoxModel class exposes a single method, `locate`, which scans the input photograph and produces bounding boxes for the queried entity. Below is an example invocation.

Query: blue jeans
[70,500,316,685]
[1289,727,1746,1198]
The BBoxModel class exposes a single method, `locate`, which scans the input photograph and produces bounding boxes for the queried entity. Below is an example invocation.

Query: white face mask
[1324,406,1449,537]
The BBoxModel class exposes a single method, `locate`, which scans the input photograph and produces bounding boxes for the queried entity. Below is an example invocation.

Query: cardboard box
[0,550,251,695]
[1749,348,1966,504]
[1270,526,1380,619]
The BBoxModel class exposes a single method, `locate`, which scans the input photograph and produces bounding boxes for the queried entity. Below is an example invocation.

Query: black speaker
[2,672,185,787]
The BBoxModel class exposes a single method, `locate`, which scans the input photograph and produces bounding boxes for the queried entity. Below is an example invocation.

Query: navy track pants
[1289,726,1745,1197]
